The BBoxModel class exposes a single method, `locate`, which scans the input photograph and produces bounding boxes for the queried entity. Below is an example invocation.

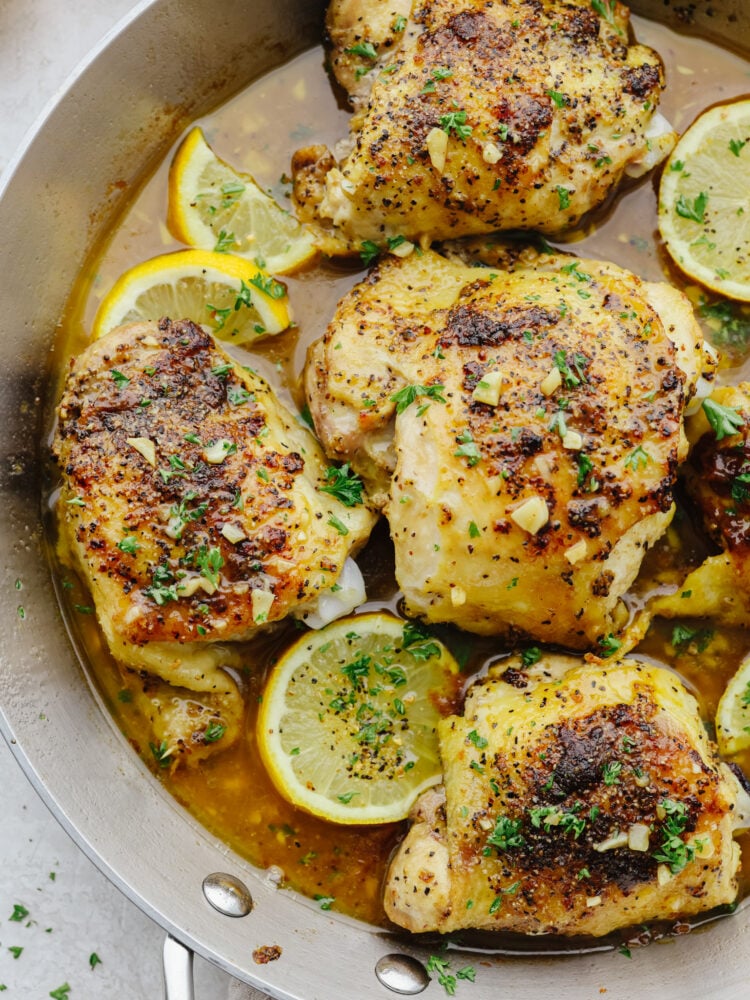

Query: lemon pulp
[716,654,750,756]
[658,99,750,302]
[167,126,318,275]
[91,248,291,342]
[257,613,460,825]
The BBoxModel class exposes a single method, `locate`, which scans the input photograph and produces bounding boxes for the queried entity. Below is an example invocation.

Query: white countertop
[0,2,232,996]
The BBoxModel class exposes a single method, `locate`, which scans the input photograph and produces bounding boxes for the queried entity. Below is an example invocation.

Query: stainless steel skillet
[0,0,748,996]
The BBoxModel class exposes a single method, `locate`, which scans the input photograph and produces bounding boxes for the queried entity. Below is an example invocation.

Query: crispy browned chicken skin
[54,318,375,762]
[305,248,702,649]
[293,0,675,252]
[385,655,740,936]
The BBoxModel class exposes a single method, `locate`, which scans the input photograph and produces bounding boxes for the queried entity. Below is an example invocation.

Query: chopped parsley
[204,721,226,743]
[598,633,621,657]
[555,185,571,210]
[575,452,598,490]
[313,894,336,910]
[89,952,103,969]
[652,798,695,873]
[702,397,745,440]
[624,444,651,470]
[529,804,586,838]
[392,15,406,31]
[489,880,520,914]
[319,463,365,506]
[553,349,589,388]
[190,545,224,587]
[468,729,488,749]
[149,740,173,768]
[328,514,349,536]
[227,385,253,407]
[440,110,472,140]
[676,191,708,224]
[213,228,236,253]
[402,620,442,660]
[591,0,623,34]
[167,491,208,540]
[487,815,526,852]
[360,240,381,266]
[345,41,378,60]
[117,534,139,554]
[732,471,750,505]
[426,955,456,996]
[602,760,623,786]
[671,623,714,653]
[248,273,286,300]
[454,429,481,466]
[9,904,29,922]
[390,381,446,414]
[110,369,130,389]
[520,646,541,667]
[143,563,179,605]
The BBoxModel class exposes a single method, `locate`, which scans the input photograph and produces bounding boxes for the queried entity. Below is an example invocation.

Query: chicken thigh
[384,655,740,936]
[293,0,675,252]
[54,318,375,760]
[305,248,702,648]
[652,383,750,626]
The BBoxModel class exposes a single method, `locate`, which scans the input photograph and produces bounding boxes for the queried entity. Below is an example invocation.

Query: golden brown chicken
[305,248,702,649]
[384,655,741,936]
[54,318,375,762]
[293,0,675,253]
[652,383,750,626]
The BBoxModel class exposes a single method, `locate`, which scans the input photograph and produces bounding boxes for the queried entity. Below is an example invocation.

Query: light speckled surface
[0,2,232,996]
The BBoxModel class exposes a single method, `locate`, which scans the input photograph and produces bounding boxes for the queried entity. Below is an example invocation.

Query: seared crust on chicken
[54,318,375,668]
[294,0,675,252]
[652,383,750,626]
[305,249,702,648]
[384,656,740,936]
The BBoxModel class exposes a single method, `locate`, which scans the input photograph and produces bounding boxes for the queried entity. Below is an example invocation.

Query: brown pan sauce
[51,16,750,930]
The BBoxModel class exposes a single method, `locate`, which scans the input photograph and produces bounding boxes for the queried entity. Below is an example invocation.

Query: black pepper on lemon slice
[257,613,460,824]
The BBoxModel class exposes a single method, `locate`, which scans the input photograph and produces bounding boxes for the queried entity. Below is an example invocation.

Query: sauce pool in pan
[47,16,750,932]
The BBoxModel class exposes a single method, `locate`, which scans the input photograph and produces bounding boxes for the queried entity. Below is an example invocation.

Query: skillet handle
[163,935,195,1000]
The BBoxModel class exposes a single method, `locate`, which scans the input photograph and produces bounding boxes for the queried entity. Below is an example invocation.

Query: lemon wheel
[167,126,318,275]
[257,613,460,825]
[716,654,750,756]
[658,99,750,302]
[91,249,291,342]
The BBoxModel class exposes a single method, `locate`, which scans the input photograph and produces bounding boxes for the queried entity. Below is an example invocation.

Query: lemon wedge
[91,249,291,342]
[257,613,459,825]
[658,99,750,302]
[716,654,750,756]
[167,126,318,275]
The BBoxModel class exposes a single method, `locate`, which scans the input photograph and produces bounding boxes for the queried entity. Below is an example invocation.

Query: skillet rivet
[375,953,430,994]
[202,872,253,917]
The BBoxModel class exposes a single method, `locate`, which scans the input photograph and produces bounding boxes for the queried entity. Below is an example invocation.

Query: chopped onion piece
[126,436,156,467]
[295,557,365,630]
[628,823,650,852]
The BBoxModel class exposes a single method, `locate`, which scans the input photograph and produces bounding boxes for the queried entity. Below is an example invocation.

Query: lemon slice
[257,613,459,825]
[91,249,290,342]
[658,99,750,302]
[167,126,318,275]
[716,655,750,756]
